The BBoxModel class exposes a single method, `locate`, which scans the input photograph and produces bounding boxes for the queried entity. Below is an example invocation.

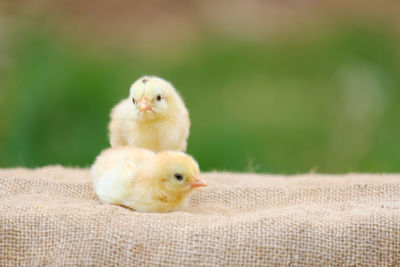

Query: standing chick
[91,146,207,213]
[109,76,190,152]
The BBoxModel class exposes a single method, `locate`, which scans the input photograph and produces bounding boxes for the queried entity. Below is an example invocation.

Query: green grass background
[1,20,400,173]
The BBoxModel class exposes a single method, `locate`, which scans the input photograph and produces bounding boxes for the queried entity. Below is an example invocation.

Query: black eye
[132,98,135,104]
[156,95,162,101]
[174,173,183,181]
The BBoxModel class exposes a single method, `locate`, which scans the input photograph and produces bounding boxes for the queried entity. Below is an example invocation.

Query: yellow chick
[91,146,207,213]
[109,76,190,152]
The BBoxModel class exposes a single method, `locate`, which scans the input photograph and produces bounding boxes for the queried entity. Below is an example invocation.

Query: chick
[109,76,190,152]
[91,146,207,213]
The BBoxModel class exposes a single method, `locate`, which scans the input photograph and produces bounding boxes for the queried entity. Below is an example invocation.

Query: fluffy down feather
[109,76,190,152]
[91,146,207,213]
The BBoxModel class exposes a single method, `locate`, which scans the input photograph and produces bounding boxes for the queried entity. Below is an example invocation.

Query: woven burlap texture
[1,166,400,266]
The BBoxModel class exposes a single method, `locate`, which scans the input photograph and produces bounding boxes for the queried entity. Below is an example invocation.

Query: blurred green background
[1,1,399,173]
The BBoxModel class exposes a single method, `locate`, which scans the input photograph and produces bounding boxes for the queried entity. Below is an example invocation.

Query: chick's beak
[139,99,152,111]
[190,176,207,188]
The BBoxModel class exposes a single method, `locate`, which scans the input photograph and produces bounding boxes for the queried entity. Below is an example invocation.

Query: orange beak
[139,99,152,111]
[190,176,207,188]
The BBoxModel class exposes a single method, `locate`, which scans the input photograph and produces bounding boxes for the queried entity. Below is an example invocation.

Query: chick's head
[146,151,207,195]
[129,76,177,121]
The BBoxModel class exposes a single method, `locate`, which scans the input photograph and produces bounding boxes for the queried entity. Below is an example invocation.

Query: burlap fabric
[1,166,400,266]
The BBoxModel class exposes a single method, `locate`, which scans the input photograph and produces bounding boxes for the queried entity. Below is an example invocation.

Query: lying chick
[109,76,190,152]
[91,146,207,213]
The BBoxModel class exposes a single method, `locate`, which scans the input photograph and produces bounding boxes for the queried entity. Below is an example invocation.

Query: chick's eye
[132,98,135,104]
[156,95,162,101]
[174,173,183,181]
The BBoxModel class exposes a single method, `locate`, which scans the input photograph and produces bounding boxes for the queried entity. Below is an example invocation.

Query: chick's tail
[94,165,135,205]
